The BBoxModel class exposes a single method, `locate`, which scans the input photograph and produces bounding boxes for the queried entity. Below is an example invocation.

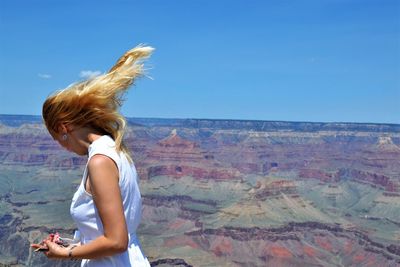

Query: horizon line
[0,113,399,127]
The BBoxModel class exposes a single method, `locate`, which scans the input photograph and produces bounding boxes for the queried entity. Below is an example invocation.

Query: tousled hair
[42,45,154,162]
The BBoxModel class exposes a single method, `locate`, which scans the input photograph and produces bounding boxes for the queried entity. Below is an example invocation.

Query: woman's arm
[44,154,128,259]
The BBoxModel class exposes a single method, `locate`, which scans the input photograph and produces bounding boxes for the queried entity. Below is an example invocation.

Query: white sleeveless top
[70,135,150,267]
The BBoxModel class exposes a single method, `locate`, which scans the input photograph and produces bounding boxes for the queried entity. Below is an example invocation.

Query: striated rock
[184,222,400,265]
[377,136,400,152]
[142,129,240,180]
[255,180,297,200]
[149,129,205,161]
[231,162,261,174]
[299,169,340,183]
[339,168,399,192]
[146,164,239,180]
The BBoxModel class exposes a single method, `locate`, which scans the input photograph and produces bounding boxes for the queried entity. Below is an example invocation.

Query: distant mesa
[153,129,203,160]
[142,129,240,180]
[377,136,400,152]
[254,179,298,200]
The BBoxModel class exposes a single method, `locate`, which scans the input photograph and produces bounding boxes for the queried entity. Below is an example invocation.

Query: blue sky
[0,0,399,124]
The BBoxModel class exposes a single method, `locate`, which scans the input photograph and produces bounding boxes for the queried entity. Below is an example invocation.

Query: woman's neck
[70,127,105,155]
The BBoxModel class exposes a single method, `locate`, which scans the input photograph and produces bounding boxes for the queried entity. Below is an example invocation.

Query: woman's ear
[57,123,68,134]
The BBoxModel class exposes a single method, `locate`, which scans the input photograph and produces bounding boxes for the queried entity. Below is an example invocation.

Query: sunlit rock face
[1,114,400,266]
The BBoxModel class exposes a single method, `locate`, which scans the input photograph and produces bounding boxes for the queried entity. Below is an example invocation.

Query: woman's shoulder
[88,153,115,168]
[88,135,121,166]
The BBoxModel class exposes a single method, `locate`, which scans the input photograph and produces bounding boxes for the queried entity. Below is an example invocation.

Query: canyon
[0,114,399,266]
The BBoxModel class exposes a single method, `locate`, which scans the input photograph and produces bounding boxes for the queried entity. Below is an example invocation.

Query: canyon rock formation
[0,115,399,266]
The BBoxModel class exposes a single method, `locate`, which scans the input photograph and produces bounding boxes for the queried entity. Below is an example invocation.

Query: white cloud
[79,70,102,79]
[38,73,52,79]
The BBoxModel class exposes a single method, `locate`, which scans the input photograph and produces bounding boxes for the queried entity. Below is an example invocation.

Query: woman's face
[51,125,89,156]
[50,123,94,156]
[52,123,79,154]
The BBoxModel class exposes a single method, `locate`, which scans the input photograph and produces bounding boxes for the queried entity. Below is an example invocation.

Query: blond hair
[42,45,154,162]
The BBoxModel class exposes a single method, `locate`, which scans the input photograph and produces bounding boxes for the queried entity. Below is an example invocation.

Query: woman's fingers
[30,243,41,248]
[31,243,49,252]
[43,240,68,258]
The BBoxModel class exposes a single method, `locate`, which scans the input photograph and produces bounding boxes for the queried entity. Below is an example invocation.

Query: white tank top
[70,135,150,267]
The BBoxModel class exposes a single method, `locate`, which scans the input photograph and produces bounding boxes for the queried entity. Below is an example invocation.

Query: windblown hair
[42,45,154,161]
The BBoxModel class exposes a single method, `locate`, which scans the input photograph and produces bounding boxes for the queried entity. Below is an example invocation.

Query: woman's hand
[42,240,70,259]
[30,233,56,252]
[31,240,81,259]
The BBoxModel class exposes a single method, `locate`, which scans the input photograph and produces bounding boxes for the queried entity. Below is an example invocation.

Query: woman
[35,45,153,266]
